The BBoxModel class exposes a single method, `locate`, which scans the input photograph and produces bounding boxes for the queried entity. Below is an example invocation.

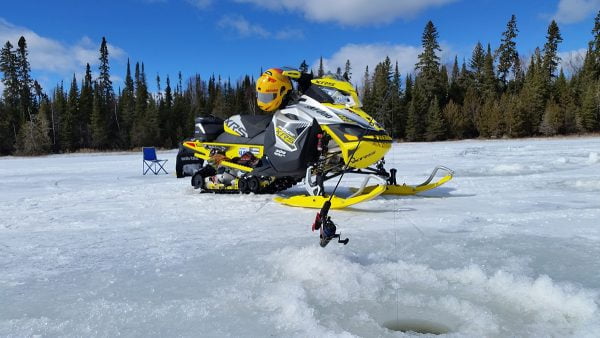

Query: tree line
[361,14,600,141]
[1,14,600,155]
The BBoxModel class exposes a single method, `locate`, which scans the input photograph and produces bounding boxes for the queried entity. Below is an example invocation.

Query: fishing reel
[312,201,349,248]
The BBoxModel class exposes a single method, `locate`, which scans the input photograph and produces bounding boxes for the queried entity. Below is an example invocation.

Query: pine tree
[371,57,392,128]
[120,59,135,147]
[318,56,325,77]
[483,43,498,96]
[425,97,446,141]
[16,36,35,122]
[361,66,373,112]
[79,64,93,148]
[0,41,19,152]
[591,11,600,78]
[497,15,519,85]
[470,42,485,92]
[100,37,119,148]
[62,74,79,151]
[390,62,404,138]
[405,80,427,141]
[52,83,67,152]
[299,60,309,73]
[91,81,108,148]
[578,83,599,132]
[439,64,449,103]
[415,21,442,102]
[461,87,480,138]
[448,56,464,104]
[15,102,51,155]
[539,99,563,136]
[442,100,462,138]
[542,20,563,80]
[344,59,352,80]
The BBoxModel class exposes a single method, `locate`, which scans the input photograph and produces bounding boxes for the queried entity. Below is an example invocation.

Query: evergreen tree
[497,15,519,85]
[405,80,428,141]
[460,87,481,138]
[415,21,442,102]
[439,64,449,103]
[16,36,35,122]
[120,59,135,147]
[62,74,79,151]
[483,43,498,97]
[15,100,51,155]
[425,97,447,141]
[52,83,67,152]
[448,56,464,104]
[0,41,19,152]
[318,56,325,77]
[91,81,108,148]
[591,11,600,78]
[542,20,563,79]
[578,83,599,132]
[371,57,392,128]
[344,59,352,80]
[361,66,373,112]
[390,62,404,138]
[539,99,563,136]
[442,100,462,138]
[299,60,309,73]
[470,42,485,92]
[79,64,93,148]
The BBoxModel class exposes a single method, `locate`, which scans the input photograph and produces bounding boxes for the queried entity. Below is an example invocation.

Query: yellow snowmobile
[183,70,453,209]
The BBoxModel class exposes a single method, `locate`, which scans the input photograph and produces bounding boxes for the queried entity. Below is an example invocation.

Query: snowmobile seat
[238,115,272,138]
[143,147,168,175]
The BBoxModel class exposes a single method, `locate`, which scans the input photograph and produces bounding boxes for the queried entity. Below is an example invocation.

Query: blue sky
[1,0,599,93]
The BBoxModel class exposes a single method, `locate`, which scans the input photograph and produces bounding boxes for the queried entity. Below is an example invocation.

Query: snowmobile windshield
[257,92,277,103]
[319,87,358,106]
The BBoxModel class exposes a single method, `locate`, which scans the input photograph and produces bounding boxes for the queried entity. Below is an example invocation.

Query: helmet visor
[257,92,277,103]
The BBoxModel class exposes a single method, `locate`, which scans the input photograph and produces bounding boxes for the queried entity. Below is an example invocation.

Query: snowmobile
[182,70,453,209]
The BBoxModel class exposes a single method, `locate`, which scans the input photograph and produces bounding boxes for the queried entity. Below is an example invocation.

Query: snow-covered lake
[1,137,600,337]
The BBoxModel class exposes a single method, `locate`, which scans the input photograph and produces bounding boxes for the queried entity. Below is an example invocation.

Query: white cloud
[185,0,212,9]
[218,15,304,40]
[559,48,587,74]
[0,18,126,87]
[553,0,600,24]
[315,43,422,85]
[218,15,270,38]
[234,0,457,25]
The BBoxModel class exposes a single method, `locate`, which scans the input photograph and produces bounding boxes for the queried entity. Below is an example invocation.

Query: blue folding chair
[143,147,168,175]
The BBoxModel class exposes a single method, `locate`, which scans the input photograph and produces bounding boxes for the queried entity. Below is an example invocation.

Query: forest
[1,14,600,155]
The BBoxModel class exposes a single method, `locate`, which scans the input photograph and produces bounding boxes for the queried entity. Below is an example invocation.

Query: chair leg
[157,161,168,174]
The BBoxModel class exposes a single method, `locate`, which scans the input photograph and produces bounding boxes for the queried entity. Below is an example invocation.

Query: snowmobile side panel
[273,183,386,209]
[260,116,321,176]
[320,124,392,169]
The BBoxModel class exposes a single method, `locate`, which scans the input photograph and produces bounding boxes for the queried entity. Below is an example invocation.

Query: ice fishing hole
[382,319,451,335]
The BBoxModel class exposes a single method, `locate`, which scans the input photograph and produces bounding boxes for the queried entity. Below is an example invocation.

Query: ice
[1,137,600,336]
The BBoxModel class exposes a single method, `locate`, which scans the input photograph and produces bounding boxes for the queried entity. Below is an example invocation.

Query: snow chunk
[250,247,600,337]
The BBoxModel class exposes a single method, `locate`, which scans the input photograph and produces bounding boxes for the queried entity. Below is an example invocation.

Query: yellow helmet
[256,68,292,112]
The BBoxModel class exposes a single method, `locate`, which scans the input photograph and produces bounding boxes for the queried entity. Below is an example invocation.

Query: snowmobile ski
[351,166,454,195]
[274,175,387,209]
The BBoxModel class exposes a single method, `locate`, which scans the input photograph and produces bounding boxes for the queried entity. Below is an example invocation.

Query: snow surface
[1,137,600,337]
